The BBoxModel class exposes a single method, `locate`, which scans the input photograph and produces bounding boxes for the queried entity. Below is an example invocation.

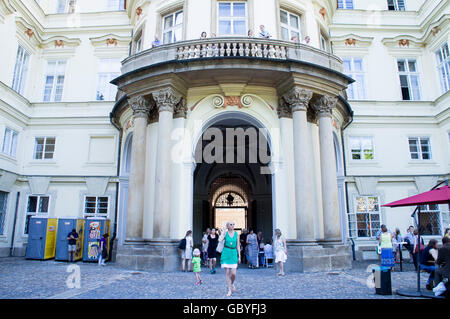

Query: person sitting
[420,239,438,290]
[434,237,450,290]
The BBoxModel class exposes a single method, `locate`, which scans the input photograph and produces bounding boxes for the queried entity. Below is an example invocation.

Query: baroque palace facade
[0,0,449,271]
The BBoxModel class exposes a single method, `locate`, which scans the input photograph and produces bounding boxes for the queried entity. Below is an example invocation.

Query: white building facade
[0,0,448,270]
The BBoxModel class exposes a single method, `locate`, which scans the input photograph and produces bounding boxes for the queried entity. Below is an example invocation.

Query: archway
[192,115,273,245]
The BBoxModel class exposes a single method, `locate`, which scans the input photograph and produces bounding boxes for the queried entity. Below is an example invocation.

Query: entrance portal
[192,117,273,245]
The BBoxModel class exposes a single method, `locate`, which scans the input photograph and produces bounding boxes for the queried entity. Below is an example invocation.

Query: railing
[176,40,287,60]
[120,37,344,75]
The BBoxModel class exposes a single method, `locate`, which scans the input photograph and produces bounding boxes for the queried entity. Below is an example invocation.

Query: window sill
[348,160,380,166]
[26,160,58,167]
[407,160,438,165]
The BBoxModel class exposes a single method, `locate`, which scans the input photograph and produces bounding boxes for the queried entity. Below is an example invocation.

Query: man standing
[258,25,271,39]
[240,229,248,264]
[67,229,79,262]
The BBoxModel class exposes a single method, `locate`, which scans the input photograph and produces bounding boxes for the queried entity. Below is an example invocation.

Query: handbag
[216,239,224,253]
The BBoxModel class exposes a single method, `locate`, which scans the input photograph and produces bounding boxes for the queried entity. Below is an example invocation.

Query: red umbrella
[382,185,450,207]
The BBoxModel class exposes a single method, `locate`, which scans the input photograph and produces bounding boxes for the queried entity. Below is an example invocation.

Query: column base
[115,239,180,272]
[285,241,352,273]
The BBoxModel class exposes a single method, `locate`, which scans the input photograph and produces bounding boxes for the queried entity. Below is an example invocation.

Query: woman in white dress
[273,229,287,276]
[181,230,194,272]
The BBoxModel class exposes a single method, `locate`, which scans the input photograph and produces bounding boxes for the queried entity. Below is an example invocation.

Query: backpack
[178,238,186,250]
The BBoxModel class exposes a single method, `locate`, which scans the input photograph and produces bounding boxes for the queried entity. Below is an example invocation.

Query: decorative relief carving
[431,26,440,36]
[25,28,34,39]
[212,95,224,108]
[174,98,188,118]
[312,95,337,118]
[241,95,253,108]
[153,88,182,113]
[129,96,150,118]
[277,98,291,118]
[345,38,356,46]
[54,40,64,48]
[211,95,253,109]
[398,39,409,47]
[282,87,313,113]
[106,38,118,47]
[136,7,142,18]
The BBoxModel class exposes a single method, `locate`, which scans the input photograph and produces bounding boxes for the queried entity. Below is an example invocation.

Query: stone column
[313,95,341,243]
[126,96,150,240]
[152,88,181,239]
[282,87,315,243]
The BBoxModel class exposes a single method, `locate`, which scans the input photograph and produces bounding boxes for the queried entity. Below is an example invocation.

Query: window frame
[418,204,441,236]
[106,0,125,11]
[387,0,406,11]
[349,195,381,239]
[343,57,367,100]
[435,42,450,94]
[43,60,66,102]
[12,45,30,95]
[279,9,302,42]
[348,136,375,161]
[0,191,8,235]
[162,9,184,44]
[337,0,354,9]
[33,136,56,160]
[408,136,431,161]
[24,194,50,235]
[95,58,121,101]
[397,58,421,101]
[1,127,18,158]
[217,1,248,36]
[83,195,110,218]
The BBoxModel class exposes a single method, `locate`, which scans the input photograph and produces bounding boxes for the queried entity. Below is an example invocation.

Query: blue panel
[83,219,105,262]
[26,217,48,260]
[55,219,76,261]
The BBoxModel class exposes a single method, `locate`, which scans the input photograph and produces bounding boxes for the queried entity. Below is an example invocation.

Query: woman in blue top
[219,221,241,297]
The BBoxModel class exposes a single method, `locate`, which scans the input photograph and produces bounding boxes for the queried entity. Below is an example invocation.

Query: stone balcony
[120,37,344,75]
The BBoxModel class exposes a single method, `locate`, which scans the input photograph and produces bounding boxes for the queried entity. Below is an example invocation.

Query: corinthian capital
[277,98,292,118]
[153,88,182,113]
[128,96,150,118]
[282,87,313,112]
[174,98,187,118]
[312,95,338,118]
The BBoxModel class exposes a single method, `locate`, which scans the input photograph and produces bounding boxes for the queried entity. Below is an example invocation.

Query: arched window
[215,192,246,207]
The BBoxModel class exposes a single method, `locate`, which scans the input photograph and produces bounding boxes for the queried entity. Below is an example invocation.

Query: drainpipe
[109,112,123,261]
[9,192,20,257]
[341,111,354,254]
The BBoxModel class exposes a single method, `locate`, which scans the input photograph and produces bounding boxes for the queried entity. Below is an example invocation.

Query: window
[397,59,421,100]
[320,33,328,52]
[56,0,67,13]
[0,191,7,235]
[25,195,49,234]
[106,0,124,10]
[133,30,143,54]
[280,9,301,42]
[419,204,441,236]
[218,2,247,36]
[343,58,366,100]
[2,128,18,158]
[349,196,381,238]
[337,0,354,9]
[33,137,56,160]
[162,10,183,44]
[96,59,121,101]
[349,137,374,160]
[12,45,30,95]
[435,43,450,93]
[408,137,431,160]
[387,0,405,11]
[43,60,66,102]
[84,196,109,218]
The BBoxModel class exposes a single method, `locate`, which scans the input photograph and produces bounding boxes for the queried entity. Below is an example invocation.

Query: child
[192,248,202,285]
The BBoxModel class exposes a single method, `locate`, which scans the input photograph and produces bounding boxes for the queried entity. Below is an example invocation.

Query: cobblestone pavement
[0,257,431,299]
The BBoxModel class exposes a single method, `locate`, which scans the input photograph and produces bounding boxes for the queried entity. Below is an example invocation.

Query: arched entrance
[192,115,273,245]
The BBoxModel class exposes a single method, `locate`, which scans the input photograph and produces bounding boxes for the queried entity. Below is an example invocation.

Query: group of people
[150,25,311,49]
[66,229,109,266]
[179,223,288,296]
[378,225,450,292]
